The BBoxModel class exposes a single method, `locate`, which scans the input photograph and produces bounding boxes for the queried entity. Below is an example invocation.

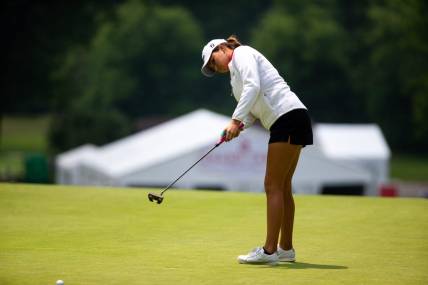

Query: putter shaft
[159,142,221,196]
[148,123,244,204]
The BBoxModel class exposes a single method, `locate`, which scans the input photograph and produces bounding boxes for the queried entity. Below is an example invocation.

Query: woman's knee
[264,178,283,194]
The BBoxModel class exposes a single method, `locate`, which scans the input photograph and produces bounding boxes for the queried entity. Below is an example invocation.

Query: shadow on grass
[278,261,348,270]
[245,261,348,270]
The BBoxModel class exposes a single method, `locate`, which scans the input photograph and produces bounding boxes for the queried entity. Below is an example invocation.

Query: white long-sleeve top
[228,45,306,130]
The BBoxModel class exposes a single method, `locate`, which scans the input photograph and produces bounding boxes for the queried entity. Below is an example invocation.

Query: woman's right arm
[231,48,261,124]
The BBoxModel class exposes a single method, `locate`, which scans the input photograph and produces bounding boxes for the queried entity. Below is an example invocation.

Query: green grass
[0,151,24,177]
[1,116,50,152]
[390,154,428,182]
[0,184,427,285]
[0,116,51,179]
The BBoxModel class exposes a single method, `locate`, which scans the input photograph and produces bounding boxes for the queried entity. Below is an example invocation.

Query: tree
[250,1,361,122]
[360,0,428,151]
[49,0,204,152]
[1,0,121,115]
[78,0,204,117]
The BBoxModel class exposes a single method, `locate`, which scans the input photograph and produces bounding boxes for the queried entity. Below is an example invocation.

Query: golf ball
[56,280,64,285]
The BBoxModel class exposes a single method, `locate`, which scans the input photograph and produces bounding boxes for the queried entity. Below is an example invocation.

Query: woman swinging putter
[201,35,313,264]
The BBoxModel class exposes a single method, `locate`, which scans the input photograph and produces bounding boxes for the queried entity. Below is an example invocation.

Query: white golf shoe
[237,247,279,265]
[277,246,296,262]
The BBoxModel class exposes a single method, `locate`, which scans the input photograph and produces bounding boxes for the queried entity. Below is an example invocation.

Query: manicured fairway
[0,183,427,285]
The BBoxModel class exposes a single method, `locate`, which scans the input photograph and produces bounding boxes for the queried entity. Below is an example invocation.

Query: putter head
[148,193,164,204]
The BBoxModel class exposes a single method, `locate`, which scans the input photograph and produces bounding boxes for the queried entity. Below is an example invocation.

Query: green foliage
[359,0,428,150]
[1,1,119,115]
[251,0,428,152]
[0,116,50,152]
[79,0,203,117]
[4,0,428,154]
[49,0,204,152]
[251,2,361,122]
[0,116,51,181]
[48,108,130,154]
[391,153,428,182]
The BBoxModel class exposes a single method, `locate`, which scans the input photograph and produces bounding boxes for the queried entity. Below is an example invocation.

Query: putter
[148,123,244,204]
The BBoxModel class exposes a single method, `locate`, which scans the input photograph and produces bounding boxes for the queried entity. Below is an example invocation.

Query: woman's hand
[224,119,242,142]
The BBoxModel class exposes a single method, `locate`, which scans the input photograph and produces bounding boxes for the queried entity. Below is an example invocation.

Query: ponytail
[225,34,241,49]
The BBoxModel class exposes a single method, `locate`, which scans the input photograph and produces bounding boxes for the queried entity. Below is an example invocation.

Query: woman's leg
[263,142,302,253]
[279,148,301,250]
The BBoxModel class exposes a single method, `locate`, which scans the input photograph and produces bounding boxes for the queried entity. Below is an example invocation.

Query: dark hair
[224,35,241,49]
[207,35,241,73]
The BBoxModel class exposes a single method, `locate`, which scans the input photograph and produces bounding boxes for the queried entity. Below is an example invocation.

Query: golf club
[148,123,244,204]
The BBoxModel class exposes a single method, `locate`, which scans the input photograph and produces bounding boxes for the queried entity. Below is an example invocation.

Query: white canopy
[316,124,390,160]
[81,109,231,178]
[56,110,391,195]
[56,144,98,169]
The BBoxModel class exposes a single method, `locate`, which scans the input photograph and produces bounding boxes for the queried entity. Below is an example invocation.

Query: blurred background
[1,0,427,194]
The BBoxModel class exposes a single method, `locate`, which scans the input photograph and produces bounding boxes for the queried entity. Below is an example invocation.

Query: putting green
[0,183,427,285]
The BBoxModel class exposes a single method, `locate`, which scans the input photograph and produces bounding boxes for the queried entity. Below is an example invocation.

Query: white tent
[293,145,374,195]
[56,109,390,195]
[76,109,269,192]
[314,123,391,195]
[55,144,98,185]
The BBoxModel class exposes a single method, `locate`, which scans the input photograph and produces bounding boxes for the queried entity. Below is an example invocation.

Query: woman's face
[208,46,230,74]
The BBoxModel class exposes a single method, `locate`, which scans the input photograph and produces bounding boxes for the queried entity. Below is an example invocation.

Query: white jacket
[228,46,306,130]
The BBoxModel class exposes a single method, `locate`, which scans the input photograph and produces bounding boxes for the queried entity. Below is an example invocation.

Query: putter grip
[217,122,245,144]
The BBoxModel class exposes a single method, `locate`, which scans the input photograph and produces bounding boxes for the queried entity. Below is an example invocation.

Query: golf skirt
[269,109,313,146]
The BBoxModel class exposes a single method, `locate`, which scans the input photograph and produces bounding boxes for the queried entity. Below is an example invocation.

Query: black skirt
[269,109,313,146]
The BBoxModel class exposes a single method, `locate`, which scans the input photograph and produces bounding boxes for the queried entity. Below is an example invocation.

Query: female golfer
[201,36,313,264]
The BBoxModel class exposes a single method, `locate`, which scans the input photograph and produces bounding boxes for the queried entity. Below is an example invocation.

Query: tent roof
[57,112,391,183]
[294,147,372,183]
[56,144,98,168]
[315,123,390,160]
[84,109,231,177]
